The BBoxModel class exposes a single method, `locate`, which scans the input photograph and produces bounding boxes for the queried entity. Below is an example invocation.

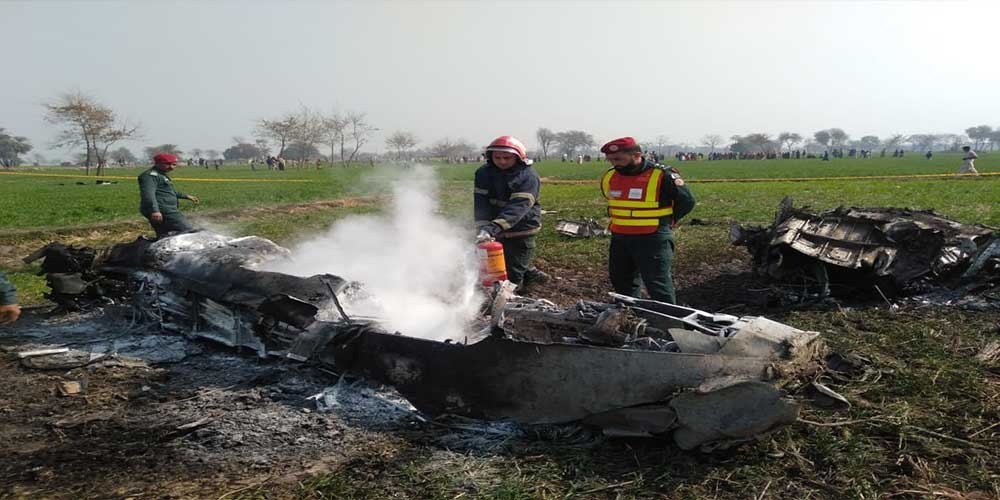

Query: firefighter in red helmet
[474,136,548,290]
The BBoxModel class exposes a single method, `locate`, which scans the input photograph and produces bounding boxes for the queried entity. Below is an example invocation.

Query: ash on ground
[0,306,560,497]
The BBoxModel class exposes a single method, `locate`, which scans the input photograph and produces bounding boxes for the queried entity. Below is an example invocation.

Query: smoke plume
[264,165,482,341]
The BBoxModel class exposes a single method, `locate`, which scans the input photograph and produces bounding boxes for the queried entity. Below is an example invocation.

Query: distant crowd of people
[186,157,225,169]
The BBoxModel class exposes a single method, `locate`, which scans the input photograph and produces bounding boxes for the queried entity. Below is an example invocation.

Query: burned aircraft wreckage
[25,232,828,450]
[731,197,1000,307]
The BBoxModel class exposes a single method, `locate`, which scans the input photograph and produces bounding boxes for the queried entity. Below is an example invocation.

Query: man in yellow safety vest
[600,137,696,303]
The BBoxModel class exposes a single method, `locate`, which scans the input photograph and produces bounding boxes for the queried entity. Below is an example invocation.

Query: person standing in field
[958,146,979,175]
[600,137,695,304]
[138,153,200,238]
[474,135,548,290]
[0,272,20,325]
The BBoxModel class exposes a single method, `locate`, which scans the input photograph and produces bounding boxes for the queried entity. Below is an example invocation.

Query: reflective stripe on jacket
[473,162,542,238]
[601,167,674,235]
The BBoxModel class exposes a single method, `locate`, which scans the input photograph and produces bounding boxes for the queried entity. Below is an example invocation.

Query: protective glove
[475,230,494,244]
[476,223,501,243]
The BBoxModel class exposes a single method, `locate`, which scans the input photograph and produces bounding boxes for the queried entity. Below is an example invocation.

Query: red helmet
[486,135,527,161]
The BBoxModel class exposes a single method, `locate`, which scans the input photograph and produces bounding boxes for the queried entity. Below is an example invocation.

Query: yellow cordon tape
[3,170,996,184]
[690,171,1000,183]
[0,171,313,183]
[545,171,999,184]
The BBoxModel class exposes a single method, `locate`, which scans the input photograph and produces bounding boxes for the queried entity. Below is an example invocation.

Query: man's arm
[662,166,696,221]
[473,169,493,227]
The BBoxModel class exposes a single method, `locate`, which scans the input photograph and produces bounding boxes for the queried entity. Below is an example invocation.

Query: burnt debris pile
[731,197,1000,308]
[22,231,830,451]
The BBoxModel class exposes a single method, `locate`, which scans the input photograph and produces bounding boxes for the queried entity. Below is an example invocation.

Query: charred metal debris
[731,197,1000,308]
[23,232,833,451]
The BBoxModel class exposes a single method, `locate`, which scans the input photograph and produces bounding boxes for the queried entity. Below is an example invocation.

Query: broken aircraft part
[731,197,1000,303]
[26,231,827,450]
[554,218,610,238]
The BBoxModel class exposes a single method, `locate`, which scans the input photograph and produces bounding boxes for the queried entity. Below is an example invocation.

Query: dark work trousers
[608,230,676,303]
[499,235,536,286]
[149,213,194,239]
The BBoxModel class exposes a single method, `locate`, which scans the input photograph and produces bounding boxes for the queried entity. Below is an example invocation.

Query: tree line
[2,89,998,170]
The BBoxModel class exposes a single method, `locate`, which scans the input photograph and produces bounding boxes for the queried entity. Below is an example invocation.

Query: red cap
[600,137,641,154]
[153,153,178,164]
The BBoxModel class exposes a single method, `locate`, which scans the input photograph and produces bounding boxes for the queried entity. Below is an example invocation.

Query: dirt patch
[0,310,413,498]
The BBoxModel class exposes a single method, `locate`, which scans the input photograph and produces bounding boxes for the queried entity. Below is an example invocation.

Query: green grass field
[1,154,999,498]
[1,153,995,229]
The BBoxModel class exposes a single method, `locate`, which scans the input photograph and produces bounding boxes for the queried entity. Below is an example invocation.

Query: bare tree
[44,90,141,175]
[535,128,557,159]
[989,129,1000,151]
[205,149,221,160]
[429,138,456,159]
[109,147,137,166]
[777,132,802,153]
[190,148,203,160]
[385,131,418,160]
[744,133,772,153]
[255,113,299,157]
[828,128,849,148]
[939,134,968,152]
[344,112,375,166]
[145,144,184,161]
[555,130,595,156]
[653,135,670,152]
[292,107,326,160]
[429,138,477,159]
[254,138,271,158]
[0,128,32,168]
[883,134,908,150]
[700,134,722,153]
[909,134,940,152]
[857,135,881,150]
[965,125,993,150]
[813,130,832,149]
[321,111,348,163]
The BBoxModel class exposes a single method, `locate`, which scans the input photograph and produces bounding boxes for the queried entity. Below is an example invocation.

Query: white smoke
[263,165,483,341]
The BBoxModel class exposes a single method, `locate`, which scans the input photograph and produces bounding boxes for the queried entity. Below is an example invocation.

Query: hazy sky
[3,0,998,159]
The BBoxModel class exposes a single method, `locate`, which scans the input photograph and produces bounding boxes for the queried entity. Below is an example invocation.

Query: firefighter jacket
[474,161,542,239]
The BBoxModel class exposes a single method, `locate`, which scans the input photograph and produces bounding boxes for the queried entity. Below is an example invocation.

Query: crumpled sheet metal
[554,218,610,238]
[322,331,783,424]
[732,197,1000,298]
[320,288,824,451]
[670,381,799,451]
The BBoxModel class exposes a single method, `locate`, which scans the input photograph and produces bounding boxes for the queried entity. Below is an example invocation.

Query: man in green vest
[138,153,200,238]
[600,137,696,304]
[0,272,20,325]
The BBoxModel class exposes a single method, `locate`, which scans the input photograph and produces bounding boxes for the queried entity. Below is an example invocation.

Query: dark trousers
[499,236,536,285]
[609,231,675,303]
[149,213,193,239]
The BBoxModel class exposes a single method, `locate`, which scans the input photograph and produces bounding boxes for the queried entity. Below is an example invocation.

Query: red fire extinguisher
[477,240,507,287]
